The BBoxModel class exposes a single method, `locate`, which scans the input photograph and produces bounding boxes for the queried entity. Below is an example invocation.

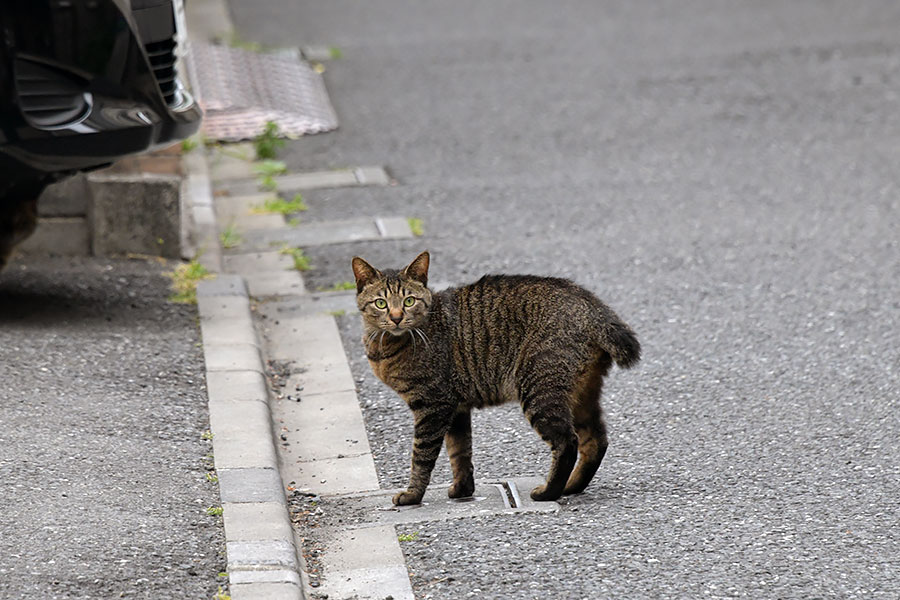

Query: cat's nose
[389,311,403,324]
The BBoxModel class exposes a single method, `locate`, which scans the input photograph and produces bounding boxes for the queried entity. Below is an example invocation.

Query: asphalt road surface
[0,257,225,599]
[231,1,899,598]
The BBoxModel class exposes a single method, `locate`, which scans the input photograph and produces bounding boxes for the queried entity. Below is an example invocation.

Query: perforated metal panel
[186,42,338,141]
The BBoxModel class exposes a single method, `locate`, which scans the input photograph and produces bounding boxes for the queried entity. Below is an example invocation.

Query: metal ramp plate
[186,42,338,141]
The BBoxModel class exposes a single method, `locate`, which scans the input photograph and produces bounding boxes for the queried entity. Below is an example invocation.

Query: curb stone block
[200,313,258,347]
[217,468,286,504]
[230,581,303,600]
[223,502,294,542]
[205,370,268,404]
[229,570,302,585]
[198,274,247,297]
[203,343,264,373]
[198,295,260,326]
[227,540,298,568]
[210,400,279,470]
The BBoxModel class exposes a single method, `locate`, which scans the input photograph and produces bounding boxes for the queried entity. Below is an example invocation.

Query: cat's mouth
[386,325,407,336]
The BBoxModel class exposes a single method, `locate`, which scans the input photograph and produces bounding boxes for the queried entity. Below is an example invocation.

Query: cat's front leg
[393,396,456,506]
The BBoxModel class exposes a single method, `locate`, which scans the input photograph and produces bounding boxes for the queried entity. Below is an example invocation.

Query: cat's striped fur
[352,251,640,505]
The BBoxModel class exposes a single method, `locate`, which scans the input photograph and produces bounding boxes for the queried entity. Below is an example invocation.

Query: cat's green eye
[403,296,416,307]
[374,298,387,309]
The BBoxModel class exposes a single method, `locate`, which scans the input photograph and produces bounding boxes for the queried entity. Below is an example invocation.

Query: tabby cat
[352,251,640,505]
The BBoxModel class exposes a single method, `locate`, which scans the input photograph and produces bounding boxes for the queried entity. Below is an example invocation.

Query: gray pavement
[230,1,900,598]
[0,256,226,599]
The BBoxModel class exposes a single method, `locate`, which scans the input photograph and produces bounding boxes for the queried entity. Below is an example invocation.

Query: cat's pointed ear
[351,257,381,293]
[402,251,430,287]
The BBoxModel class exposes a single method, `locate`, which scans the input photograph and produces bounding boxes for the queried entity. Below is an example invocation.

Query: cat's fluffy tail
[599,319,641,369]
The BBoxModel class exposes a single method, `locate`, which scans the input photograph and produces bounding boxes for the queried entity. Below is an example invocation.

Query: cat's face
[352,252,433,336]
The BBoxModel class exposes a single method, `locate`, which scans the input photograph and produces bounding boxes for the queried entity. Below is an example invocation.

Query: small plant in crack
[407,217,425,237]
[254,193,307,216]
[253,121,286,160]
[220,224,242,249]
[165,260,214,304]
[318,281,356,292]
[279,246,311,271]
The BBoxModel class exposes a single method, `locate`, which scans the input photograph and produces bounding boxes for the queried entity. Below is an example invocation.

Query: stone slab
[316,525,414,600]
[245,271,306,297]
[205,370,269,404]
[210,400,278,470]
[274,390,371,462]
[197,294,250,322]
[286,454,380,496]
[203,343,264,373]
[227,540,298,568]
[200,313,258,348]
[229,216,413,252]
[229,570,302,585]
[264,315,355,396]
[258,291,358,318]
[224,502,294,542]
[230,581,303,600]
[218,468,286,505]
[223,251,294,272]
[197,274,247,297]
[215,194,276,221]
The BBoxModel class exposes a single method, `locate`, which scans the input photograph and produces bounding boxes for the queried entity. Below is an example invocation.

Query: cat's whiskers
[408,328,417,355]
[379,330,387,355]
[414,328,430,349]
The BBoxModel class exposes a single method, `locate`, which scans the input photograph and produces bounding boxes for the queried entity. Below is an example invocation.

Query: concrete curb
[197,276,304,600]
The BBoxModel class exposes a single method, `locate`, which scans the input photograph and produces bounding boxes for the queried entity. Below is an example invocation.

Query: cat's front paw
[447,478,475,499]
[392,490,424,506]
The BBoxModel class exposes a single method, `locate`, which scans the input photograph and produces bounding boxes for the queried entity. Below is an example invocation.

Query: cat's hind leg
[521,388,578,502]
[445,409,475,498]
[563,354,612,495]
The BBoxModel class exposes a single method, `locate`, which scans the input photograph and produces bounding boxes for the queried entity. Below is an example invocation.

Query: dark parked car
[0,0,201,267]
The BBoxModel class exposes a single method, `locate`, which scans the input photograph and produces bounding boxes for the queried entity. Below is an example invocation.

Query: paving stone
[226,540,298,568]
[274,390,371,462]
[223,251,294,272]
[288,454,380,495]
[229,570,302,585]
[203,343,264,373]
[233,216,413,252]
[316,525,414,600]
[244,271,306,297]
[230,581,303,600]
[205,370,268,404]
[197,274,247,297]
[218,468,286,504]
[216,194,274,221]
[200,313,258,347]
[223,502,294,542]
[210,400,278,470]
[198,295,259,326]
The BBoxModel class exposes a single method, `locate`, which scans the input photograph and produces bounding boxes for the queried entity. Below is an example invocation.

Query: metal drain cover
[322,478,559,528]
[186,42,338,141]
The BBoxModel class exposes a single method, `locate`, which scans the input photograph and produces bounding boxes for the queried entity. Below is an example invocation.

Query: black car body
[0,0,201,199]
